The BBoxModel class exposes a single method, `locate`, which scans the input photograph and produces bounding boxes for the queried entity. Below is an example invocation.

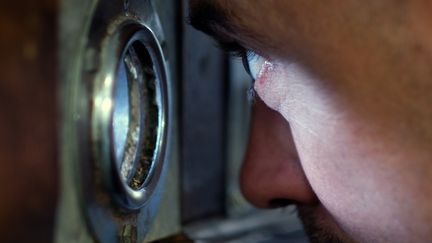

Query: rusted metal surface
[0,0,58,242]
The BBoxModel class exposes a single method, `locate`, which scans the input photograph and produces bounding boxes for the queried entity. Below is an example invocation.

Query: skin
[190,0,432,242]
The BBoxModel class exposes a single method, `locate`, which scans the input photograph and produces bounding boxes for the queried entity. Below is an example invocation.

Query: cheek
[288,110,430,241]
[254,62,432,241]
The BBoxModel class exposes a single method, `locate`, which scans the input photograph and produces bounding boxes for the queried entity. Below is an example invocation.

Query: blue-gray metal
[180,0,228,223]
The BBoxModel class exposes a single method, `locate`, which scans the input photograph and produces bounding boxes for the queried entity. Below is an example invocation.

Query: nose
[240,98,317,208]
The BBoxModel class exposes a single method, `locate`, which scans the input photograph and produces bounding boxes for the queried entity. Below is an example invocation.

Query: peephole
[59,0,176,242]
[105,28,168,209]
[84,20,170,242]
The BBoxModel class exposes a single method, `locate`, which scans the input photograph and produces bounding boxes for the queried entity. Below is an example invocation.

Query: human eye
[217,42,266,100]
[216,42,266,82]
[241,50,266,81]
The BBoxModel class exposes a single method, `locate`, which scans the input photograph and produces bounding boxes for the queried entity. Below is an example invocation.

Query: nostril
[268,198,296,208]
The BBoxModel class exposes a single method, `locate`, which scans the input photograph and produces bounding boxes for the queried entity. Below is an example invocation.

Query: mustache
[297,206,348,243]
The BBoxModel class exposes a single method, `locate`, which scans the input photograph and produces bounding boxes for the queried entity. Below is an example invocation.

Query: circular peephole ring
[102,24,168,210]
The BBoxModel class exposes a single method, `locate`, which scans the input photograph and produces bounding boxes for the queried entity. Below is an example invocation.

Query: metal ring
[93,24,168,210]
[114,27,168,209]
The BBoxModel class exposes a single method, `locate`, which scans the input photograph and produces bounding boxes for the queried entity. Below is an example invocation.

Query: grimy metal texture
[0,1,58,242]
[57,0,180,242]
[181,1,228,223]
[91,25,169,210]
[142,0,181,240]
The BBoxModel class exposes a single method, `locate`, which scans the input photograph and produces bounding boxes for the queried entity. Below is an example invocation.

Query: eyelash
[217,41,258,102]
[216,41,246,57]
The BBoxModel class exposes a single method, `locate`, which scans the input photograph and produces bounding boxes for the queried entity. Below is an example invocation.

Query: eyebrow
[188,1,245,53]
[188,1,230,37]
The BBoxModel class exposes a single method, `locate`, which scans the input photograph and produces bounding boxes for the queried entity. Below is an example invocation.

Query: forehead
[189,1,413,63]
[188,0,366,60]
[188,0,289,56]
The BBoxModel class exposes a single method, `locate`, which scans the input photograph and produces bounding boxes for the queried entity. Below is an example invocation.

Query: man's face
[189,1,432,242]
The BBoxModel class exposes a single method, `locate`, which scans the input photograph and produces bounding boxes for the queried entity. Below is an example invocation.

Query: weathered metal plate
[57,0,180,242]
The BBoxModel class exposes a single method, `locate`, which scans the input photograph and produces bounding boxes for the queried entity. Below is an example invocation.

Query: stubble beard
[297,206,355,243]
